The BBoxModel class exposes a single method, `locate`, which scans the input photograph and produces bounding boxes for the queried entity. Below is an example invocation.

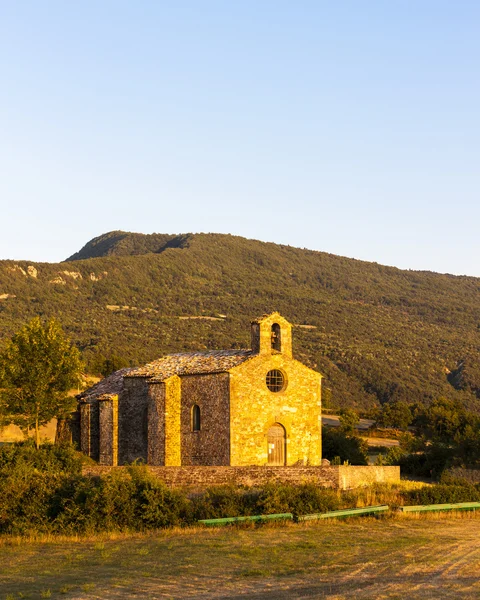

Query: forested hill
[1,231,480,412]
[66,231,185,260]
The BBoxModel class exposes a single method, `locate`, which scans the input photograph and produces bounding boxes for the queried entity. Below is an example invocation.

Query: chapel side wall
[180,373,230,466]
[99,396,118,466]
[229,355,321,466]
[118,377,149,464]
[147,382,166,466]
[80,401,100,461]
[70,410,81,448]
[164,376,182,466]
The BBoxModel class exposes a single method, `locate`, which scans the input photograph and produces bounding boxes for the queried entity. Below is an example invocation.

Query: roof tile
[78,350,253,401]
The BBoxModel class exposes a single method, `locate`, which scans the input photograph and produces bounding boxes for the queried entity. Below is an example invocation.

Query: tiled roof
[78,350,253,401]
[128,349,253,381]
[78,368,134,402]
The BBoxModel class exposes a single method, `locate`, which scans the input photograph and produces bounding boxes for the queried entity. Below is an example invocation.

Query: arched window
[271,323,281,351]
[192,404,201,432]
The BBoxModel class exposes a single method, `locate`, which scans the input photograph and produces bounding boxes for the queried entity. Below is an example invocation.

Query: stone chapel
[75,313,323,467]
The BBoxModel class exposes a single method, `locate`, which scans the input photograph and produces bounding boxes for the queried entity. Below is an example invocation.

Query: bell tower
[250,312,293,358]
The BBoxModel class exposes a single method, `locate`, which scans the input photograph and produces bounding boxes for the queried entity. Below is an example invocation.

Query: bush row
[1,443,480,535]
[0,466,343,535]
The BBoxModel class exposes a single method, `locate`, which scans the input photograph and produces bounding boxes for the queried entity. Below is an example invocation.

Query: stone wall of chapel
[164,376,182,466]
[99,395,118,466]
[180,373,230,466]
[147,381,166,466]
[118,377,149,464]
[229,355,321,466]
[80,401,100,461]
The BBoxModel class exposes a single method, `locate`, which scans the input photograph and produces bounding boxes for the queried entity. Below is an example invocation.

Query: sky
[1,1,479,275]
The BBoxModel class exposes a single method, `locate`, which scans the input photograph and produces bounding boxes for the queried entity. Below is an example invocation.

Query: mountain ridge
[1,231,479,412]
[66,230,473,278]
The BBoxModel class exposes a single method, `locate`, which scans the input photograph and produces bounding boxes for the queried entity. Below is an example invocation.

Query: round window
[266,369,286,392]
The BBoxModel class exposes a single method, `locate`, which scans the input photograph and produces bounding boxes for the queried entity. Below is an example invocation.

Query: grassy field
[1,514,480,599]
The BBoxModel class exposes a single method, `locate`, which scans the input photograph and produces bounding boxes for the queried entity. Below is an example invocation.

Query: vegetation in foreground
[1,516,480,599]
[1,442,480,537]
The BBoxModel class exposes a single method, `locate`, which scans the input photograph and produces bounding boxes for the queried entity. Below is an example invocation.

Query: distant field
[1,516,480,599]
[0,420,57,444]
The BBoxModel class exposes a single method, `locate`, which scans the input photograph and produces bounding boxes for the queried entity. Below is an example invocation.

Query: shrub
[189,483,341,520]
[126,465,191,528]
[322,427,369,465]
[0,441,85,475]
[51,466,191,533]
[190,485,260,520]
[403,484,480,505]
[0,470,64,534]
[382,446,406,466]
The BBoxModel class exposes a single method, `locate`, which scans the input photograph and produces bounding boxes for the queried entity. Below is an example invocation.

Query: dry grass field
[1,514,480,599]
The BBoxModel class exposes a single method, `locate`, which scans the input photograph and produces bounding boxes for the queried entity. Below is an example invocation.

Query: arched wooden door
[267,423,286,465]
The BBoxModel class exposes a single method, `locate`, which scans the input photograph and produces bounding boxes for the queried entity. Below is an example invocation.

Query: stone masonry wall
[99,395,118,466]
[180,373,230,465]
[80,402,100,461]
[119,377,149,464]
[251,314,292,358]
[229,354,322,466]
[337,466,401,490]
[146,376,182,466]
[165,376,182,465]
[82,465,400,490]
[147,381,166,465]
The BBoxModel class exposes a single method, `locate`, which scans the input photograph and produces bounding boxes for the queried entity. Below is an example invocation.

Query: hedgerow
[1,442,480,535]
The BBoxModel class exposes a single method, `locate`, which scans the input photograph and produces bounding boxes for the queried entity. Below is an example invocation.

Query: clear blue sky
[1,1,479,275]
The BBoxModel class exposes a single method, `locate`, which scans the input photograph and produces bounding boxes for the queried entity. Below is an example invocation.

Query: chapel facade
[75,313,322,466]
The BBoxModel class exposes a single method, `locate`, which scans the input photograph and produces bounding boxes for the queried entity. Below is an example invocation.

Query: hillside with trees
[1,231,479,412]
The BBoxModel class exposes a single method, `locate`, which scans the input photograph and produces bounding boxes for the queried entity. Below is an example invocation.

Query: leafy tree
[90,352,129,377]
[322,427,369,465]
[377,401,413,430]
[338,408,360,434]
[415,397,464,442]
[0,318,83,448]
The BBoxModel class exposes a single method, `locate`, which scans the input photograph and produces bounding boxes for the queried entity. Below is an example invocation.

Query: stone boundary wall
[82,465,400,490]
[336,466,401,489]
[443,467,480,484]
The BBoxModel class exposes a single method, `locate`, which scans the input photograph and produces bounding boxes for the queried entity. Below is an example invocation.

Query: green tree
[415,397,464,442]
[92,353,130,377]
[377,401,413,430]
[322,427,369,465]
[338,408,360,434]
[0,318,83,448]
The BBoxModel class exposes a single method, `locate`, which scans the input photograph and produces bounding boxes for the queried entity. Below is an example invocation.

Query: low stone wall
[336,466,400,490]
[442,467,480,484]
[82,465,400,490]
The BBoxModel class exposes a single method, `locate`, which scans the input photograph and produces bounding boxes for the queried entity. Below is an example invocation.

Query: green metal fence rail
[297,505,390,521]
[400,502,480,513]
[198,513,293,527]
[197,502,480,527]
[198,506,389,527]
